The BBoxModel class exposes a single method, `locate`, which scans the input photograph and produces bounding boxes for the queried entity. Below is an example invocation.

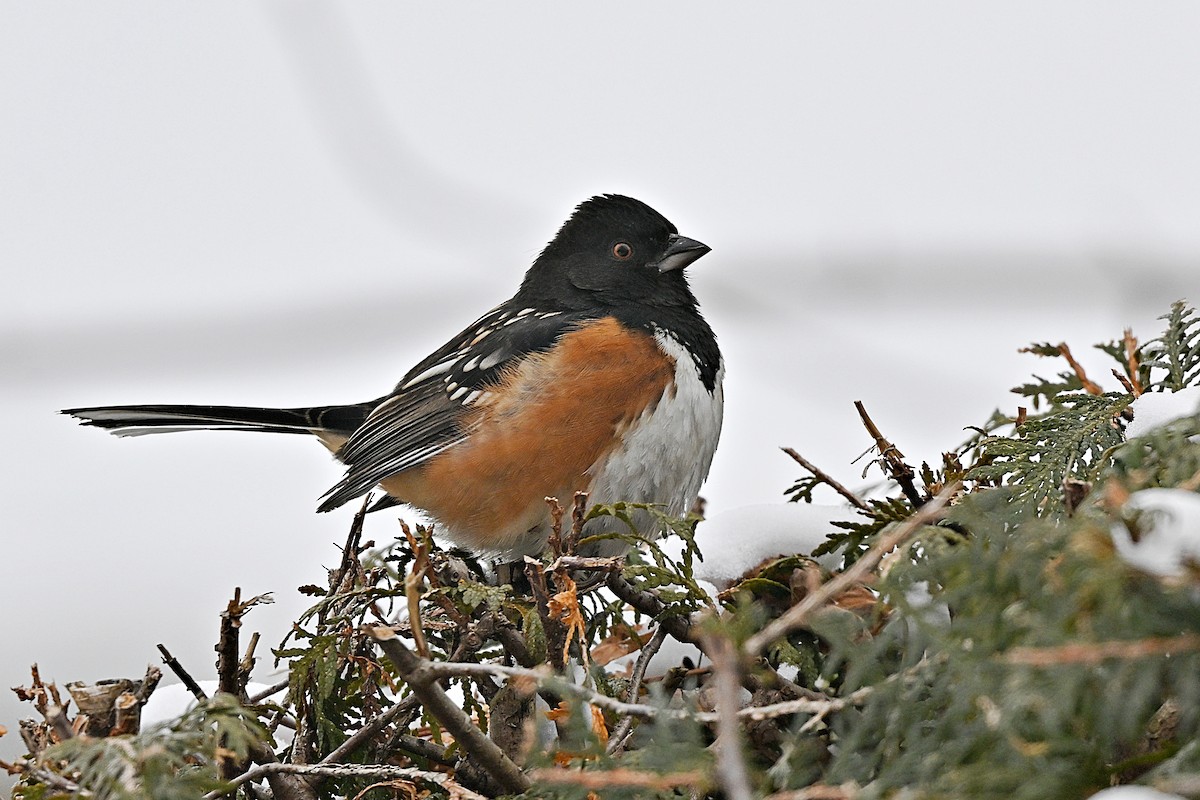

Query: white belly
[581,331,725,555]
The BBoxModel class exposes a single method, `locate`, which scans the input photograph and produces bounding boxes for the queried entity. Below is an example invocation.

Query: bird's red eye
[612,242,633,260]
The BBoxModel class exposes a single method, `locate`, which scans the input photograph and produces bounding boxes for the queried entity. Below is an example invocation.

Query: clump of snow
[1086,787,1185,799]
[606,633,707,681]
[1125,386,1200,439]
[1111,488,1200,577]
[688,503,849,588]
[142,680,291,745]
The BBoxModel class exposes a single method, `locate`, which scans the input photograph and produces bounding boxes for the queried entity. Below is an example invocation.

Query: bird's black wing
[317,304,594,511]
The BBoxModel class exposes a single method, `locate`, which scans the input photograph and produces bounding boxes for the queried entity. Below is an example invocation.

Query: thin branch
[6,760,89,796]
[319,694,421,766]
[1057,342,1104,395]
[157,644,207,701]
[607,625,669,755]
[247,678,290,704]
[855,400,925,508]
[604,571,815,701]
[706,633,752,800]
[390,732,453,765]
[744,482,959,656]
[782,447,869,510]
[547,555,625,573]
[1003,634,1200,666]
[369,626,532,794]
[1123,328,1143,396]
[765,783,861,800]
[527,767,708,791]
[207,763,487,800]
[376,651,858,726]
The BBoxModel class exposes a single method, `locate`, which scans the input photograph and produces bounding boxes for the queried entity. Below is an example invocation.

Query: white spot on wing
[399,359,456,389]
[478,350,506,370]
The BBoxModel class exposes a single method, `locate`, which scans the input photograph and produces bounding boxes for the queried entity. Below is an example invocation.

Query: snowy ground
[4,3,1200,776]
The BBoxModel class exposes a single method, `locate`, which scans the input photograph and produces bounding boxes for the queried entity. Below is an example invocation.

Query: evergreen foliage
[8,301,1200,799]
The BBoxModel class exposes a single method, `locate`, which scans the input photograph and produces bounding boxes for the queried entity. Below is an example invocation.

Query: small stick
[1111,368,1136,395]
[545,496,566,557]
[157,644,207,701]
[706,633,752,800]
[1003,633,1200,666]
[247,678,290,704]
[765,784,860,800]
[205,763,486,800]
[217,587,244,698]
[1123,328,1143,396]
[607,625,669,755]
[547,555,624,573]
[567,491,589,553]
[401,524,430,658]
[319,694,421,766]
[527,767,707,791]
[370,627,532,794]
[854,401,924,508]
[781,447,869,510]
[1057,342,1103,395]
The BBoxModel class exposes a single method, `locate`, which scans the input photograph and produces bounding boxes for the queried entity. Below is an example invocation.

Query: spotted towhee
[65,195,724,559]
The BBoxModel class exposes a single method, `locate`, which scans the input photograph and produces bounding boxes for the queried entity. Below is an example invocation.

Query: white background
[2,2,1198,770]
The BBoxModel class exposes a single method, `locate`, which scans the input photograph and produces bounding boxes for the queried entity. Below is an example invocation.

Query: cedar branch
[744,482,959,656]
[782,447,869,510]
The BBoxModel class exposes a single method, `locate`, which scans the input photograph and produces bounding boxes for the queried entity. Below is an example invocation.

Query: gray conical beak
[654,234,711,273]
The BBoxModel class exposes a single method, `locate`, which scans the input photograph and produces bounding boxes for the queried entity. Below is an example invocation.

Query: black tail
[62,403,375,438]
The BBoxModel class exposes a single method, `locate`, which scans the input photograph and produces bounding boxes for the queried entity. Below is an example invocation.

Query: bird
[64,195,724,560]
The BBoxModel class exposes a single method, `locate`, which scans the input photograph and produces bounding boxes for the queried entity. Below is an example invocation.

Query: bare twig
[765,783,861,800]
[1123,328,1143,396]
[206,762,486,800]
[546,496,567,557]
[547,555,625,573]
[216,587,243,699]
[1111,368,1137,395]
[566,490,589,554]
[369,626,532,794]
[157,644,207,702]
[782,447,869,510]
[6,759,89,796]
[247,678,289,704]
[1057,342,1103,395]
[525,556,569,671]
[706,633,753,800]
[375,652,858,726]
[607,625,669,755]
[744,482,959,656]
[527,767,708,791]
[855,400,925,508]
[605,571,812,701]
[1003,634,1200,666]
[319,694,421,766]
[401,522,431,658]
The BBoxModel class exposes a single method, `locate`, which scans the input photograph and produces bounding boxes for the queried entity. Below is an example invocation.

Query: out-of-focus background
[2,2,1197,768]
